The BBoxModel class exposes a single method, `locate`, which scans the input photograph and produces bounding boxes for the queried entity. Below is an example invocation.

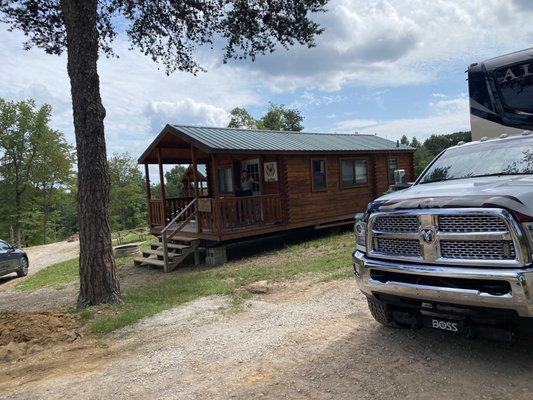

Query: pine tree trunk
[61,0,121,307]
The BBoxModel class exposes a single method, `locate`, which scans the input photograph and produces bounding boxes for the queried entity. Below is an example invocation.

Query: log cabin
[136,124,414,271]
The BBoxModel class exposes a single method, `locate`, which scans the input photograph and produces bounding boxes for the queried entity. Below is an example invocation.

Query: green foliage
[258,103,304,132]
[413,146,434,176]
[410,136,421,148]
[0,99,75,245]
[164,165,187,198]
[0,1,327,75]
[228,107,257,129]
[423,131,471,158]
[228,103,304,132]
[411,131,471,177]
[108,153,147,232]
[400,135,410,146]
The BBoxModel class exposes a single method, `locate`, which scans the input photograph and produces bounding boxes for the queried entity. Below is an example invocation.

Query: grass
[88,232,354,335]
[16,242,152,292]
[14,231,355,335]
[112,229,148,246]
[16,258,79,292]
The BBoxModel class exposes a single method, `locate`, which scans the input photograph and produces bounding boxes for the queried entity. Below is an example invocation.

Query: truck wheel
[16,257,28,277]
[367,297,394,326]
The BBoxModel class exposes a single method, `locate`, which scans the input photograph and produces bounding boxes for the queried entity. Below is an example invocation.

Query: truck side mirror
[393,169,406,185]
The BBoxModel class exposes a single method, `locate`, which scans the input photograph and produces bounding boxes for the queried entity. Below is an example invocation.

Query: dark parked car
[0,240,28,279]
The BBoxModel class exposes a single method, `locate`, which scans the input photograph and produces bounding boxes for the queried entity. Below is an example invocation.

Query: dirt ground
[2,277,533,400]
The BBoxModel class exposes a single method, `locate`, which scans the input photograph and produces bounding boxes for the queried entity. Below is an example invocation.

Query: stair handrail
[161,197,197,234]
[160,197,198,272]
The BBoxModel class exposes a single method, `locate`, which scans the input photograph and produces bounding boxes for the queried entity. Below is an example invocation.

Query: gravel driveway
[2,277,533,400]
[23,241,79,276]
[0,240,79,289]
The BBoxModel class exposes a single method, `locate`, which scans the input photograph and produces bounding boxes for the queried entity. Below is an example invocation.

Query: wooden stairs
[134,235,200,272]
[135,198,201,272]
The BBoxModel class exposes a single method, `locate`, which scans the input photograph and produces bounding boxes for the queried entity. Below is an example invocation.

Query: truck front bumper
[353,251,533,318]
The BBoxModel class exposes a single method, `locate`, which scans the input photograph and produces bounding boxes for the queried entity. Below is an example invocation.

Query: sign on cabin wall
[264,161,278,182]
[198,198,212,213]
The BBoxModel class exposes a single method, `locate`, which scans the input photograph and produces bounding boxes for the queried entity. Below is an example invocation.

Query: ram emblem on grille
[420,228,436,244]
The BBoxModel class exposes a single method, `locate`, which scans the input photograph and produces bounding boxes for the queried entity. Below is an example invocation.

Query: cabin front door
[241,158,261,195]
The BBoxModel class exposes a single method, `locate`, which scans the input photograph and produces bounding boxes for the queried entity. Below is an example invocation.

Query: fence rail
[149,195,283,234]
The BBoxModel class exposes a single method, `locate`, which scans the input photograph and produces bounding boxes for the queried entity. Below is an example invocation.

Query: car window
[0,240,10,251]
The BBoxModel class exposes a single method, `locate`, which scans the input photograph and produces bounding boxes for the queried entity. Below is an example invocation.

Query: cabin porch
[147,194,283,241]
[140,130,285,242]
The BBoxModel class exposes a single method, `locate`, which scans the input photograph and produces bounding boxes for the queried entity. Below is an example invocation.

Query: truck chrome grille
[367,208,524,267]
[440,240,516,260]
[374,216,419,232]
[375,238,421,257]
[438,215,507,232]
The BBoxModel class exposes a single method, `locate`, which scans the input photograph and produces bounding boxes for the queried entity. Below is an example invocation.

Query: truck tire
[367,297,394,326]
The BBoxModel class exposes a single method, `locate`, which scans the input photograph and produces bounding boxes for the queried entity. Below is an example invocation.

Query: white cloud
[145,99,230,131]
[335,94,470,141]
[2,1,533,159]
[242,0,533,91]
[0,26,260,157]
[332,118,380,132]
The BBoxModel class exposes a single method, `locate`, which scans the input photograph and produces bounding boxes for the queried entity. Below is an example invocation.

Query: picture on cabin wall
[264,161,278,182]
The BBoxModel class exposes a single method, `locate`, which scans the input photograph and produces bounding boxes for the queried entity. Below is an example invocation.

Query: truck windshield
[419,138,533,184]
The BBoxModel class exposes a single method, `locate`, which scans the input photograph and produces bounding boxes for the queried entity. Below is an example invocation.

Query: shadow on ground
[231,310,533,400]
[0,274,18,286]
[225,226,350,262]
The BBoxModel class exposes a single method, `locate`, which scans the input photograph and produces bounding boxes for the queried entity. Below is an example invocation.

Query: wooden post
[157,148,166,223]
[161,230,169,273]
[211,154,221,236]
[144,163,151,225]
[144,163,151,199]
[191,145,201,233]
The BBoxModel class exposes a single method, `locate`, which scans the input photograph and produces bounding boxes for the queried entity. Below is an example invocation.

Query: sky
[1,0,533,162]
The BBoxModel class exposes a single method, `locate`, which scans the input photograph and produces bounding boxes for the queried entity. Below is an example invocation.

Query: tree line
[400,131,472,176]
[0,99,151,247]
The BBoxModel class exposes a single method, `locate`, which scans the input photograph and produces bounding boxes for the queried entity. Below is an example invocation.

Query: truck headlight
[354,213,367,252]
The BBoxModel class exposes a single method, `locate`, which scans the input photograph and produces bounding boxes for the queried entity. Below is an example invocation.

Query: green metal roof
[170,125,412,153]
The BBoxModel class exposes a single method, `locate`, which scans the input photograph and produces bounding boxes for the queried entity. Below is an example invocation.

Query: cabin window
[341,159,368,188]
[218,166,233,194]
[311,159,327,190]
[388,157,398,183]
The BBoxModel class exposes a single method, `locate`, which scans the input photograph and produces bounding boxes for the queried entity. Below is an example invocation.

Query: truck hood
[375,175,533,218]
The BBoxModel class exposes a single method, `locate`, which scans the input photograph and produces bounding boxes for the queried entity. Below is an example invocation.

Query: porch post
[144,163,151,200]
[191,144,199,198]
[157,148,166,223]
[144,163,151,225]
[191,144,201,233]
[211,154,221,237]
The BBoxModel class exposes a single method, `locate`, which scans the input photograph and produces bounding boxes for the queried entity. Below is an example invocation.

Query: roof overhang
[137,125,212,164]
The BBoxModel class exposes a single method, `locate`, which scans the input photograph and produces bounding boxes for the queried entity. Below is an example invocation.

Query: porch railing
[213,194,282,232]
[166,196,196,222]
[148,194,283,234]
[148,199,165,226]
